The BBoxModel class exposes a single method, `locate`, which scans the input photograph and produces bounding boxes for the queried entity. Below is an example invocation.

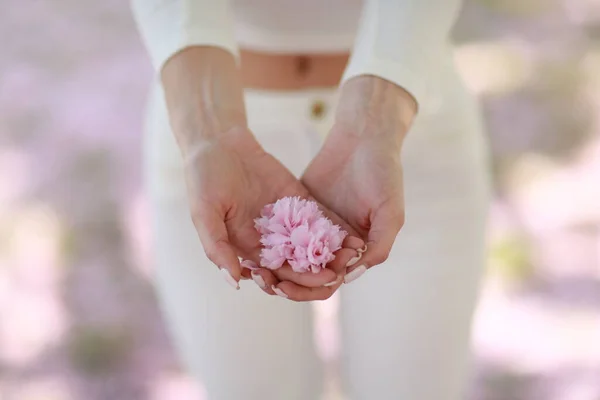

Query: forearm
[334,76,417,150]
[161,46,248,154]
[130,0,245,154]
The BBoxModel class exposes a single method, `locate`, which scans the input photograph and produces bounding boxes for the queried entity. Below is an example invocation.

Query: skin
[303,76,417,280]
[162,47,365,299]
[161,46,416,302]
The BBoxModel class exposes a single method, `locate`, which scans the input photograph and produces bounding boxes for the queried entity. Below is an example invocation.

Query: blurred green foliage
[475,0,557,17]
[67,325,132,375]
[488,236,534,283]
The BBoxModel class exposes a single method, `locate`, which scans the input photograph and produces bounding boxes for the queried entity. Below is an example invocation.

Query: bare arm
[161,46,248,155]
[131,0,247,151]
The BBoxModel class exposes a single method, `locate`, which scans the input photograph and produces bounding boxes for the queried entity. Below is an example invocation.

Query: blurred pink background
[1,0,599,399]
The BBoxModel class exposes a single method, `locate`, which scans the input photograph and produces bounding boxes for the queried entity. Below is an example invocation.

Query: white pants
[143,65,491,400]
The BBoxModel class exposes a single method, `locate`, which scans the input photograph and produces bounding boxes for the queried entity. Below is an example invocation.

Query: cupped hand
[301,76,417,284]
[184,126,364,299]
[162,47,364,301]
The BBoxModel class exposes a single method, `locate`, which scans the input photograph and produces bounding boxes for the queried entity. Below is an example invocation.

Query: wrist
[171,108,247,152]
[179,125,260,162]
[334,75,417,146]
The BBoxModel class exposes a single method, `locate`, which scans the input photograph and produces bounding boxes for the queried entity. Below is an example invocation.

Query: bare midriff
[240,49,350,91]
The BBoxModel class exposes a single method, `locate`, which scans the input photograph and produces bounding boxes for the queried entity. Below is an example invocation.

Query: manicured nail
[241,259,259,270]
[324,274,342,287]
[357,244,368,254]
[221,268,240,290]
[251,271,266,289]
[344,265,367,284]
[346,252,362,267]
[272,285,288,298]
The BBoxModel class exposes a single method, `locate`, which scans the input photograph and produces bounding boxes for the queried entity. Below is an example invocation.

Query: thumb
[192,204,242,290]
[345,202,404,283]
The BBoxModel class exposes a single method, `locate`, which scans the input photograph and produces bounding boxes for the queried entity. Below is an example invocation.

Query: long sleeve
[342,0,463,109]
[131,0,239,71]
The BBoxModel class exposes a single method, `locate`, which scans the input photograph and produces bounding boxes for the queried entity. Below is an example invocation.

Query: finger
[344,235,366,251]
[273,277,343,302]
[240,258,263,283]
[230,227,264,267]
[250,268,278,295]
[327,247,361,276]
[241,243,338,288]
[192,205,242,290]
[344,204,404,285]
[240,268,252,280]
[241,259,260,271]
[239,259,257,280]
[240,271,251,280]
[273,265,338,288]
[240,246,336,288]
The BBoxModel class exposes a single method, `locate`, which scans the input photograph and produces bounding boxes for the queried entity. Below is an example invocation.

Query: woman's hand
[161,46,364,299]
[301,76,417,284]
[184,127,363,299]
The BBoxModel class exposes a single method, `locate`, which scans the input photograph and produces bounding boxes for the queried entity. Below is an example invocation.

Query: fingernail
[346,252,362,267]
[221,268,240,290]
[251,271,266,289]
[357,244,368,254]
[324,274,342,287]
[344,265,367,284]
[272,285,288,298]
[241,259,259,270]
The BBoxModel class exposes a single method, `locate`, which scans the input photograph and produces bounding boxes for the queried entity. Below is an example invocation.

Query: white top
[131,0,463,106]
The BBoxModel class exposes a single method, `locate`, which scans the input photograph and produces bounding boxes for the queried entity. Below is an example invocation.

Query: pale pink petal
[260,232,291,247]
[293,245,307,260]
[260,247,287,270]
[327,226,346,251]
[269,224,289,235]
[254,216,271,235]
[289,256,311,273]
[261,203,275,218]
[309,218,330,235]
[282,244,295,259]
[289,225,311,247]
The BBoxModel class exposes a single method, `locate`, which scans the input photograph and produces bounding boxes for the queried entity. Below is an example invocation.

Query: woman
[132,0,491,398]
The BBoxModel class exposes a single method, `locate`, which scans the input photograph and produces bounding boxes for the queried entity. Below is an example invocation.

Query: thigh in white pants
[143,70,491,400]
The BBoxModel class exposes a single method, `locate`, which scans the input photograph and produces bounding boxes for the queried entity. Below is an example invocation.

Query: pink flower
[254,197,347,273]
[289,224,311,248]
